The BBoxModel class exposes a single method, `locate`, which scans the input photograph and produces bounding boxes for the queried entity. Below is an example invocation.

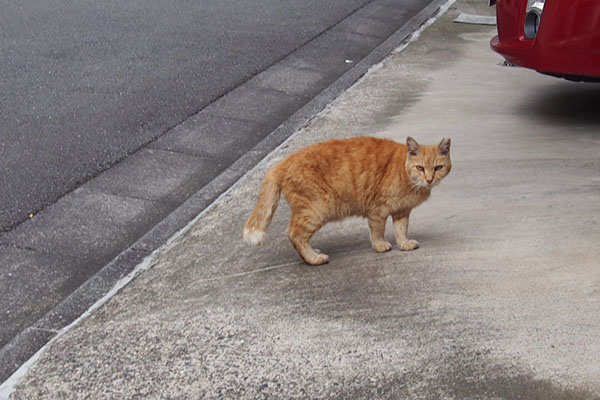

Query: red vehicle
[490,0,600,82]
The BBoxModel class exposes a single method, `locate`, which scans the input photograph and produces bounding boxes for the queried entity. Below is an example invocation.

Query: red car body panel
[491,0,600,79]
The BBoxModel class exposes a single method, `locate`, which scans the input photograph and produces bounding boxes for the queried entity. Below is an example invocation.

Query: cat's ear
[406,136,419,156]
[438,137,451,156]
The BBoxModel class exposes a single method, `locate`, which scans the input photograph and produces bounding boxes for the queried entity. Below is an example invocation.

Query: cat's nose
[426,178,434,184]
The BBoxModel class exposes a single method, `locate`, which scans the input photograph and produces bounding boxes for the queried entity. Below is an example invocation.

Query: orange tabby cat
[244,136,451,265]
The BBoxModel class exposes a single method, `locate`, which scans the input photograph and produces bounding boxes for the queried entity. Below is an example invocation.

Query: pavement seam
[143,147,223,162]
[190,261,305,284]
[87,191,171,207]
[28,328,59,335]
[0,243,38,253]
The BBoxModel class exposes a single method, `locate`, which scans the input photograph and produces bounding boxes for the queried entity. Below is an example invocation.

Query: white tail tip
[243,228,266,246]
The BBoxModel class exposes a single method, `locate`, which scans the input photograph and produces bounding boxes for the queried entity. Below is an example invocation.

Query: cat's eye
[416,166,425,172]
[434,165,444,171]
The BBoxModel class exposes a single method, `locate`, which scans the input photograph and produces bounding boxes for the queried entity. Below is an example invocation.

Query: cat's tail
[243,166,282,246]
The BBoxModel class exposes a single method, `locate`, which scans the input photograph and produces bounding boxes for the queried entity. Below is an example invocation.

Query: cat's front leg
[368,214,392,253]
[392,212,419,251]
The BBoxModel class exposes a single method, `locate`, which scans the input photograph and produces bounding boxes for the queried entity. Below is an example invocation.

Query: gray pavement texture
[6,0,600,398]
[0,0,441,382]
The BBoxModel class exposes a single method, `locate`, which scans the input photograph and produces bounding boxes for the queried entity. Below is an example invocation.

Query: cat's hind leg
[368,213,392,253]
[286,212,328,265]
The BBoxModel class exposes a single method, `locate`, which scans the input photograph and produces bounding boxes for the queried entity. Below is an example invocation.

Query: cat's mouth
[413,180,437,189]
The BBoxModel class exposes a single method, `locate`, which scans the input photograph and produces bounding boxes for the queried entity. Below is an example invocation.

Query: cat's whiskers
[410,181,429,192]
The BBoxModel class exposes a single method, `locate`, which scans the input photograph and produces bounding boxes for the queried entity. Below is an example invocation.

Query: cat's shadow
[310,229,452,260]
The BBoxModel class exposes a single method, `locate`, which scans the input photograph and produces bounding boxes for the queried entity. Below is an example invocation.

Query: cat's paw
[307,253,329,266]
[372,240,393,253]
[398,239,419,251]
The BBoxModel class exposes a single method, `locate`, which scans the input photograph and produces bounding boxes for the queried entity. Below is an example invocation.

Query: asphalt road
[0,0,440,384]
[1,0,387,231]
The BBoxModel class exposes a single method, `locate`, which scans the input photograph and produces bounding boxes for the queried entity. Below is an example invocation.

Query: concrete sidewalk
[5,0,600,398]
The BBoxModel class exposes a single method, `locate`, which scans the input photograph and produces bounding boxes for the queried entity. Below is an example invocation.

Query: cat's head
[405,136,452,189]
